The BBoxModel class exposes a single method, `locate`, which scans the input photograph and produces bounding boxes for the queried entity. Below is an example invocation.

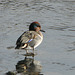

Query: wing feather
[15,31,37,49]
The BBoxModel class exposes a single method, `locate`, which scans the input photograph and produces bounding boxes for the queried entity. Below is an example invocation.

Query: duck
[15,21,45,53]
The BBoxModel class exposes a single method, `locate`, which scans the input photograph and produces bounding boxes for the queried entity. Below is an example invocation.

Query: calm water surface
[0,0,75,75]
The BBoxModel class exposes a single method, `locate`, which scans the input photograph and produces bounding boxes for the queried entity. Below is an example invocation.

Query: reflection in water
[6,54,43,75]
[16,56,42,75]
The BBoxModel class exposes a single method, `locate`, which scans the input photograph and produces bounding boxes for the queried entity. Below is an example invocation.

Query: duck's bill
[40,30,45,32]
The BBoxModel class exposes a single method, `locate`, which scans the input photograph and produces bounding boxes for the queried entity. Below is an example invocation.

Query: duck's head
[29,21,45,32]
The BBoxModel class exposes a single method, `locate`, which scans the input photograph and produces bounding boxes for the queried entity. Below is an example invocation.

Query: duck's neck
[37,31,43,38]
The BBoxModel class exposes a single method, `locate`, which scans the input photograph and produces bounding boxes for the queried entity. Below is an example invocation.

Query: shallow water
[0,0,75,75]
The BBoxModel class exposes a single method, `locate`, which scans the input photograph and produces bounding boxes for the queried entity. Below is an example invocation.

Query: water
[0,0,75,75]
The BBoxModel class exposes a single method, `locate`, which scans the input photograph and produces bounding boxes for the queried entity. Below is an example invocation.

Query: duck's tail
[15,43,28,49]
[15,45,20,49]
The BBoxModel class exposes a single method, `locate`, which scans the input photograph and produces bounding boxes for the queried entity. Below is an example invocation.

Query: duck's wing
[15,31,37,49]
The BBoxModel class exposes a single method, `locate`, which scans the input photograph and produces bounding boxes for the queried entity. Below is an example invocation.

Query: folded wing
[15,31,39,49]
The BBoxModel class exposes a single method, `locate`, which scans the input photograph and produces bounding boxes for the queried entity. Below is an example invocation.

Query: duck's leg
[33,47,34,53]
[26,50,29,54]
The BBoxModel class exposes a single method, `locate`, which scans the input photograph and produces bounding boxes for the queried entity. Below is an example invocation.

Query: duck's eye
[34,24,40,28]
[34,25,37,28]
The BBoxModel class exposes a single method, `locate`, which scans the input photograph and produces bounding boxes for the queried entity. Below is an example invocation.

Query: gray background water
[0,0,75,75]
